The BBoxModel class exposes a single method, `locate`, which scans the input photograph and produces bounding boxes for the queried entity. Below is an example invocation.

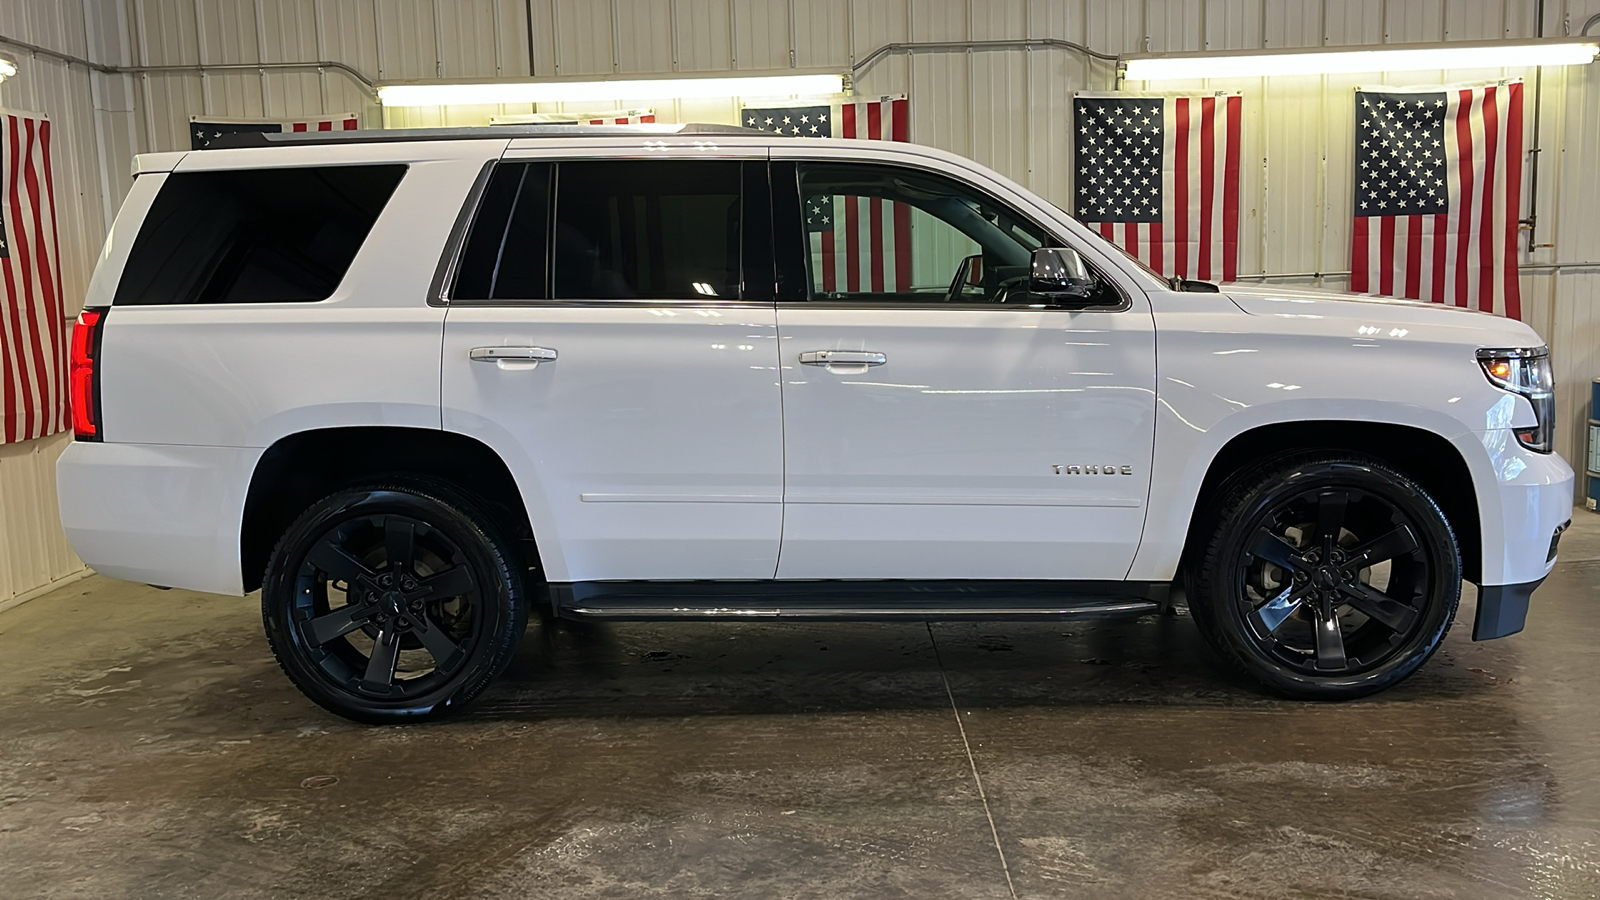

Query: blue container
[1588,378,1600,511]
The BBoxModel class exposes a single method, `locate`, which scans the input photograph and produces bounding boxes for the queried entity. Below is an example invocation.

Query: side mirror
[955,254,984,288]
[1029,247,1109,306]
[1168,276,1220,293]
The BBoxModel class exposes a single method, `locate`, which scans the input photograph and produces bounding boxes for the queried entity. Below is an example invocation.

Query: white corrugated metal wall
[0,0,141,607]
[2,0,1598,601]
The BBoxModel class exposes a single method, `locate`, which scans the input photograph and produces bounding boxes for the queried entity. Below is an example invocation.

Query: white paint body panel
[769,139,1161,579]
[57,134,1573,598]
[57,441,259,595]
[774,306,1155,579]
[1130,286,1573,586]
[98,142,504,448]
[441,305,784,582]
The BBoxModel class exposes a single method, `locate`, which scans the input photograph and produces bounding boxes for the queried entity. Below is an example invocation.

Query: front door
[441,155,783,582]
[772,159,1157,580]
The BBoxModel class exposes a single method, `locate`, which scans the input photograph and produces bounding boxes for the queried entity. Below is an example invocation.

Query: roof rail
[208,122,772,149]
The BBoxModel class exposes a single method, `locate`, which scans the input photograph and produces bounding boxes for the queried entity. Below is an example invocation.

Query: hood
[1221,283,1543,349]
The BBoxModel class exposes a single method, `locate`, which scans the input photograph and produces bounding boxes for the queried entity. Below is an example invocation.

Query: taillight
[70,308,106,441]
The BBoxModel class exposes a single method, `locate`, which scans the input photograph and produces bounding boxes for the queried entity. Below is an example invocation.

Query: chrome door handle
[470,346,557,362]
[799,350,886,367]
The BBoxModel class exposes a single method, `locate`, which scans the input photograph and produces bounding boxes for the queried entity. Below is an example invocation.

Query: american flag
[744,96,912,293]
[490,108,656,125]
[1073,92,1242,282]
[1,111,68,445]
[579,112,654,125]
[191,114,358,149]
[1350,83,1522,318]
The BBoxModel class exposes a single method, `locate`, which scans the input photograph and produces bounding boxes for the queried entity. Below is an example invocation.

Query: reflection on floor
[2,509,1598,899]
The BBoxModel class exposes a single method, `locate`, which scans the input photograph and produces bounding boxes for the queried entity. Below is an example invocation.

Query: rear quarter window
[114,164,406,305]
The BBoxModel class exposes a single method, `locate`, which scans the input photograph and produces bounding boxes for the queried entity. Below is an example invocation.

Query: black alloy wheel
[262,481,527,723]
[1188,454,1460,699]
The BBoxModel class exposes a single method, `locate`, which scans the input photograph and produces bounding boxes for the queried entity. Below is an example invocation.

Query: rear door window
[114,164,405,305]
[451,162,553,301]
[552,160,743,301]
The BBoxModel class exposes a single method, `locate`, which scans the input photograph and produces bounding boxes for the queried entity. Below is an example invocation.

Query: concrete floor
[2,513,1598,899]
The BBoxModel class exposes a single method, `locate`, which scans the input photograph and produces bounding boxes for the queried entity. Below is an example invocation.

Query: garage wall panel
[1263,0,1324,48]
[849,0,910,98]
[908,0,968,42]
[667,0,731,73]
[320,0,382,83]
[259,0,325,116]
[1203,0,1265,51]
[1325,0,1386,46]
[0,1,121,602]
[434,0,507,78]
[1388,0,1446,43]
[614,0,674,75]
[1084,0,1146,55]
[0,434,82,608]
[732,0,790,70]
[552,0,613,76]
[135,0,200,65]
[375,0,438,80]
[1146,0,1201,53]
[792,0,851,70]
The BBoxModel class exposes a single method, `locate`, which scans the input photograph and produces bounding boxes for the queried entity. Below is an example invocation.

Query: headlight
[1477,347,1554,453]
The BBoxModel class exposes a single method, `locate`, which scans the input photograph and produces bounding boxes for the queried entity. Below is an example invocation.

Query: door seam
[771,309,788,579]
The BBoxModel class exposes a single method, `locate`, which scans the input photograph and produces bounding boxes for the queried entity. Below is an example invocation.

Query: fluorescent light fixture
[1123,38,1600,80]
[0,58,16,83]
[378,72,844,107]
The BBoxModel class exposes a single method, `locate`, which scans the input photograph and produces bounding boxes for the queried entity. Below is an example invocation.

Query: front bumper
[1464,430,1574,640]
[1469,433,1574,586]
[1473,576,1547,640]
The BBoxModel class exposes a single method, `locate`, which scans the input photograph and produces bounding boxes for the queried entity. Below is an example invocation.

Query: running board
[549,580,1165,622]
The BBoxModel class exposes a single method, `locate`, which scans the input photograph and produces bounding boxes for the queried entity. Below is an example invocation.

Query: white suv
[59,124,1573,722]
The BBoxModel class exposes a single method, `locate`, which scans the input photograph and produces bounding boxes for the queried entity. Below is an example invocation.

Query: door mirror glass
[1029,247,1109,305]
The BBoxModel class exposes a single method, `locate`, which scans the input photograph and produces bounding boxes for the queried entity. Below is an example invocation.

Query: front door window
[797,162,1053,304]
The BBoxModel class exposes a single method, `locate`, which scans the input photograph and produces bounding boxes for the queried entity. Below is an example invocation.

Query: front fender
[1128,396,1505,582]
[1130,293,1555,585]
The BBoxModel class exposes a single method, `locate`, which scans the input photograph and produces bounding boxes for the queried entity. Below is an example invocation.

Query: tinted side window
[452,162,552,301]
[794,162,1053,305]
[115,165,405,305]
[553,161,742,300]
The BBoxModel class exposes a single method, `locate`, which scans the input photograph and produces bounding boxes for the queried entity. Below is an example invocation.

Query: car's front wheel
[1187,454,1461,699]
[262,481,528,723]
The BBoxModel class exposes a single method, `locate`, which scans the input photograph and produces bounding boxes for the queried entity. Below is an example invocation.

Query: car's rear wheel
[262,481,527,723]
[1188,454,1460,699]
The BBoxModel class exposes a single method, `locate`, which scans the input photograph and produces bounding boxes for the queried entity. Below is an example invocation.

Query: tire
[262,480,528,723]
[1187,453,1460,700]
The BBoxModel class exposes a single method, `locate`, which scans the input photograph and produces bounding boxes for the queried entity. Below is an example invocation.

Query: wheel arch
[1177,421,1482,585]
[240,427,540,593]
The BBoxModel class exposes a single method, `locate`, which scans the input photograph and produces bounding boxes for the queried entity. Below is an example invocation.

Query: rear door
[770,153,1158,580]
[440,149,784,582]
